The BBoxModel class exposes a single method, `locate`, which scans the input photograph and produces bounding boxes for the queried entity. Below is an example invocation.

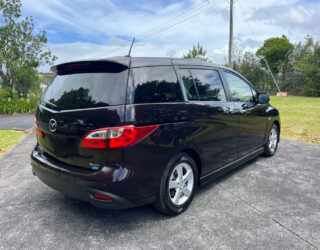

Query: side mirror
[258,93,270,104]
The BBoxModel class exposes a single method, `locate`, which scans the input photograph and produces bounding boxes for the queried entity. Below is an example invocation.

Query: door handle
[225,107,232,113]
[233,108,246,114]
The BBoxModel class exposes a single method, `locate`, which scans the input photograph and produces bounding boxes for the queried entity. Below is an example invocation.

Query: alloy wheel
[268,127,278,154]
[168,163,194,206]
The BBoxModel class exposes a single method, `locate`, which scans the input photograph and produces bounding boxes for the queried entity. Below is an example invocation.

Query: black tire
[153,153,198,216]
[264,123,279,157]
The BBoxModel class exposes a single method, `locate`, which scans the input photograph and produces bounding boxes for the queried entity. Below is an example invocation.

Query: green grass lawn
[0,130,27,158]
[270,96,320,145]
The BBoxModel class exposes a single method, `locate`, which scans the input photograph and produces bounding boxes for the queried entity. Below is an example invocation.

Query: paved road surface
[0,134,319,249]
[0,114,34,130]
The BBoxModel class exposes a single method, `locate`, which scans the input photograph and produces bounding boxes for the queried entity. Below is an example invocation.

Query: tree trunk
[0,70,11,87]
[281,68,286,85]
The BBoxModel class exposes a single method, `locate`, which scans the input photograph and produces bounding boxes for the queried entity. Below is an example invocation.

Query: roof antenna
[125,37,135,57]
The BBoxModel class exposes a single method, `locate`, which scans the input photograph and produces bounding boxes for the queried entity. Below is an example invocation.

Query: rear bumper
[31,146,155,209]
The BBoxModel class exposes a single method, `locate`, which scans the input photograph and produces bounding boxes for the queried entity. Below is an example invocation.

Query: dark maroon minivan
[31,57,280,215]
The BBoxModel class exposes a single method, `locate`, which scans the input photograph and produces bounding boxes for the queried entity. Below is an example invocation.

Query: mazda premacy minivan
[31,57,280,215]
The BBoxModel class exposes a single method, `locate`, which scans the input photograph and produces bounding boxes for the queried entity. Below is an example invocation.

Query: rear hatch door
[36,60,128,170]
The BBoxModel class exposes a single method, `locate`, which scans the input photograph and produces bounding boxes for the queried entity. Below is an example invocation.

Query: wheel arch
[180,148,202,185]
[273,120,280,141]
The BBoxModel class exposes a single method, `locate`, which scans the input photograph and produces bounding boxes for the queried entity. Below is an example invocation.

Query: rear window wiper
[42,101,59,109]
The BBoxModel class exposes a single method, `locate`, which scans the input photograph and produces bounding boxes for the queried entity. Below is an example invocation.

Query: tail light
[80,125,159,149]
[34,117,45,138]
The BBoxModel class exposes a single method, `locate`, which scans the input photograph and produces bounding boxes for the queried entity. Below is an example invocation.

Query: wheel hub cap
[168,162,194,206]
[268,127,278,153]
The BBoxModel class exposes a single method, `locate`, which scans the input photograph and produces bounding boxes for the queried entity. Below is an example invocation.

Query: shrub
[0,99,15,114]
[0,95,40,114]
[0,87,13,100]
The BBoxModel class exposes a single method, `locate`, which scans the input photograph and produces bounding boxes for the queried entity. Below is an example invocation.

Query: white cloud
[29,0,320,72]
[249,2,320,37]
[108,37,127,46]
[39,41,191,72]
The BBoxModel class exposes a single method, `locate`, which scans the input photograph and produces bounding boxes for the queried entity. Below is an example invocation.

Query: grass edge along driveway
[0,129,28,158]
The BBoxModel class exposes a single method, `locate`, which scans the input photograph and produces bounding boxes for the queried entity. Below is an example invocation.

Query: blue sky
[19,0,320,72]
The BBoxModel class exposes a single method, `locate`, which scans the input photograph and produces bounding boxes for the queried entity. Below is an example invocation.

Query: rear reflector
[80,125,159,149]
[93,193,112,201]
[34,117,45,138]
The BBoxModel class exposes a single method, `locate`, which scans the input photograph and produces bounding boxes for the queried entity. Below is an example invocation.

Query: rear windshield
[42,71,127,110]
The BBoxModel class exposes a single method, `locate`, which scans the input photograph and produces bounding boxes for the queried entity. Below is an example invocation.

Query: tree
[297,40,320,97]
[230,35,320,96]
[256,35,294,84]
[0,0,57,96]
[183,43,210,62]
[19,68,41,97]
[233,51,269,92]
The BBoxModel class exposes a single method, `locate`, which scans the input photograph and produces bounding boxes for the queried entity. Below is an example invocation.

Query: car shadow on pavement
[197,156,259,195]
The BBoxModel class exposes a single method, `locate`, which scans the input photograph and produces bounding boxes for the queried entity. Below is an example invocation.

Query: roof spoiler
[51,60,128,75]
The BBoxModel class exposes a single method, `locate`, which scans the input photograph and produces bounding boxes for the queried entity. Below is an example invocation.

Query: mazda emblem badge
[49,119,57,132]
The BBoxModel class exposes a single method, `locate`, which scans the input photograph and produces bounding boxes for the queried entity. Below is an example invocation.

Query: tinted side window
[179,68,198,100]
[131,66,183,104]
[190,69,226,101]
[224,71,253,102]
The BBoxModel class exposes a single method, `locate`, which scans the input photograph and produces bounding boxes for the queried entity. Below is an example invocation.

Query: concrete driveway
[0,114,34,130]
[0,134,319,250]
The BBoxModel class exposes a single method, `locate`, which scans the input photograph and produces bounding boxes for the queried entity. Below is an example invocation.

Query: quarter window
[224,71,254,102]
[179,69,198,100]
[131,66,183,104]
[189,69,226,101]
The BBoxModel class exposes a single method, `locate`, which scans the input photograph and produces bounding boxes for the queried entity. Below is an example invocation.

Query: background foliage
[232,35,320,96]
[0,0,56,114]
[185,37,320,97]
[183,43,210,62]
